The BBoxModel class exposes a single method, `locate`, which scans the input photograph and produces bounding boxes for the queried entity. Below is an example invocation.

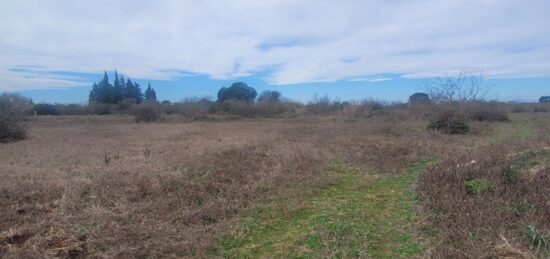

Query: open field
[1,112,549,258]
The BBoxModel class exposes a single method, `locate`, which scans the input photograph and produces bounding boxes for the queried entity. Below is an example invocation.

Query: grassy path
[217,161,432,258]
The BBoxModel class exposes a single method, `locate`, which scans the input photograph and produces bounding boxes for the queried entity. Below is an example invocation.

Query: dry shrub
[464,101,510,122]
[213,100,295,118]
[0,113,27,142]
[417,142,550,257]
[169,98,214,118]
[305,95,346,115]
[510,103,532,113]
[0,93,32,142]
[88,103,115,115]
[253,101,296,117]
[217,100,256,117]
[133,102,162,122]
[341,99,385,118]
[533,103,550,113]
[508,103,550,113]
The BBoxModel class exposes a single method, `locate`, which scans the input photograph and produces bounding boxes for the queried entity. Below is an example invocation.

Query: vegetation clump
[0,93,32,142]
[257,90,282,103]
[464,102,509,122]
[526,225,548,255]
[464,179,490,194]
[408,92,431,104]
[217,82,257,103]
[133,102,161,122]
[89,70,157,105]
[427,111,470,134]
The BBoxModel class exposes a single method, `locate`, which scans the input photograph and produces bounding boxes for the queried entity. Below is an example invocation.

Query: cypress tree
[145,82,157,102]
[113,70,120,88]
[113,70,124,103]
[125,78,135,101]
[88,71,150,104]
[89,83,99,103]
[125,78,143,103]
[151,89,157,102]
[96,71,114,104]
[134,82,144,103]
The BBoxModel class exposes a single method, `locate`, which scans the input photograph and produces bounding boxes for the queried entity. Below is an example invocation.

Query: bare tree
[423,71,493,103]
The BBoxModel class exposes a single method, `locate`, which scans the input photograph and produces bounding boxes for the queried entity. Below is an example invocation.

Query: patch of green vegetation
[464,179,491,194]
[513,201,531,217]
[493,114,532,142]
[526,225,549,256]
[512,149,550,171]
[75,222,99,240]
[216,160,433,258]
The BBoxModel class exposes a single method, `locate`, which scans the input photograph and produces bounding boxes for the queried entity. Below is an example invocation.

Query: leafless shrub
[88,102,115,115]
[170,97,214,118]
[0,93,32,142]
[348,99,385,118]
[306,95,346,115]
[533,103,550,113]
[133,102,162,122]
[509,103,532,113]
[211,100,296,118]
[423,72,493,103]
[463,101,509,122]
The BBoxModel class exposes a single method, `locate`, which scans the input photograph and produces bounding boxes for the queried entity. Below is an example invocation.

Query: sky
[0,0,549,103]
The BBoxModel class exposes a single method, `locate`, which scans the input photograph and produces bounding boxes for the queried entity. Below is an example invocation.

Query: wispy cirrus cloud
[0,0,549,91]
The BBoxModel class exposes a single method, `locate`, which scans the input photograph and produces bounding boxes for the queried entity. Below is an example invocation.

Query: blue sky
[1,0,549,103]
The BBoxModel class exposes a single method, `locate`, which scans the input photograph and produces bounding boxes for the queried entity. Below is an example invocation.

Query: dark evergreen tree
[113,70,120,88]
[89,83,99,103]
[540,96,550,103]
[88,70,147,104]
[113,70,124,103]
[134,82,144,103]
[124,78,144,103]
[145,82,157,102]
[125,78,136,100]
[92,71,115,104]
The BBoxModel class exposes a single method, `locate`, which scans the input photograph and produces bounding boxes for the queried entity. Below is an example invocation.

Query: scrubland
[0,107,549,258]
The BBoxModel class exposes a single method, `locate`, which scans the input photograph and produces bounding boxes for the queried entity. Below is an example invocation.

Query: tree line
[89,70,157,104]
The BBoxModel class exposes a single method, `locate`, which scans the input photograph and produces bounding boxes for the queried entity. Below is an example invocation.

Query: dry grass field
[1,112,549,258]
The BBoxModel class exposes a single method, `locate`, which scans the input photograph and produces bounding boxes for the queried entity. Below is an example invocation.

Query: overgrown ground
[0,112,549,258]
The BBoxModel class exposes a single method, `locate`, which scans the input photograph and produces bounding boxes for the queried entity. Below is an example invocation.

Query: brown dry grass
[0,111,548,258]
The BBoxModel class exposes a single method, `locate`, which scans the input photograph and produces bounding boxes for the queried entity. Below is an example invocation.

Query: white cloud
[0,0,549,90]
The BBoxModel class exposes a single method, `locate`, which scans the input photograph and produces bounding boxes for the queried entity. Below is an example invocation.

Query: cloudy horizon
[0,0,549,101]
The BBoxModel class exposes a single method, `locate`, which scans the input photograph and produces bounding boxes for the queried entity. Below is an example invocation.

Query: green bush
[428,111,470,134]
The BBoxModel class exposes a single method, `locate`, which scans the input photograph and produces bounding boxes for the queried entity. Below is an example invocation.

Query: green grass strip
[217,160,432,258]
